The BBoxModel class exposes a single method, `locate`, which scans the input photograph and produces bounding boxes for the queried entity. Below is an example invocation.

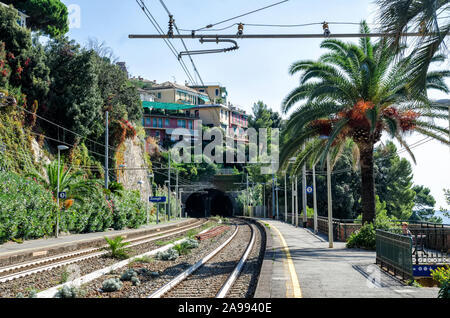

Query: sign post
[150,196,167,224]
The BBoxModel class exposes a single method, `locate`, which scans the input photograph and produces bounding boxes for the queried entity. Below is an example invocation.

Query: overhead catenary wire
[136,0,197,85]
[157,0,213,101]
[192,0,289,32]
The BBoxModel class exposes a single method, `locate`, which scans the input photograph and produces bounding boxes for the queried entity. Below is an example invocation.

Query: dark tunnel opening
[185,189,233,218]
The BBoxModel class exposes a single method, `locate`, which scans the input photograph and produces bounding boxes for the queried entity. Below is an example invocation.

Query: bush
[156,248,179,261]
[431,265,450,298]
[101,278,122,292]
[54,285,82,298]
[120,269,138,281]
[346,223,376,250]
[438,278,450,298]
[111,190,147,230]
[0,171,57,243]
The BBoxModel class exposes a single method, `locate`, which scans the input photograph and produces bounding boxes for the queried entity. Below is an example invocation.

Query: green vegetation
[54,285,84,298]
[431,266,450,298]
[103,236,131,260]
[156,248,179,261]
[101,278,123,292]
[0,171,56,243]
[130,255,153,264]
[280,21,449,225]
[3,0,69,37]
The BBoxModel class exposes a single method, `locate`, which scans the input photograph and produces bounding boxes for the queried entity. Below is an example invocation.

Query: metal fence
[376,229,413,279]
[408,227,449,265]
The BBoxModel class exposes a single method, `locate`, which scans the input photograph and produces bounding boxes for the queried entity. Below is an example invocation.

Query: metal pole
[56,149,60,238]
[105,111,109,189]
[272,175,275,219]
[156,204,159,224]
[175,170,179,219]
[284,173,287,223]
[295,175,298,227]
[327,153,333,248]
[276,184,279,220]
[263,184,266,218]
[291,176,294,225]
[129,32,429,39]
[313,164,318,234]
[167,151,171,220]
[302,163,307,228]
[246,173,249,216]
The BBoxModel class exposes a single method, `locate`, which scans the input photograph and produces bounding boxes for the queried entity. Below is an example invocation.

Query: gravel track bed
[163,220,252,298]
[81,221,236,298]
[0,221,210,298]
[226,221,266,298]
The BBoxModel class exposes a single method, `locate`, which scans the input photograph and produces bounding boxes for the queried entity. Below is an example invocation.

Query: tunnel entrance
[185,189,233,218]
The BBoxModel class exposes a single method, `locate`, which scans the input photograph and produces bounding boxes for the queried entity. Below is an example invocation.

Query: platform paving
[257,219,439,298]
[0,218,192,260]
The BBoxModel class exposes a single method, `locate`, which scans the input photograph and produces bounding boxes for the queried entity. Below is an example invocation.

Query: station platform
[254,219,439,298]
[0,218,197,267]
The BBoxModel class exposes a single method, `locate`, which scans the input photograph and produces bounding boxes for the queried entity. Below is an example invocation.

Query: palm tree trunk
[359,142,376,224]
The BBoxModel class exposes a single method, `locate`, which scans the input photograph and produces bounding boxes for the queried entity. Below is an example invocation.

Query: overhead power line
[157,0,213,101]
[136,0,197,85]
[193,0,290,32]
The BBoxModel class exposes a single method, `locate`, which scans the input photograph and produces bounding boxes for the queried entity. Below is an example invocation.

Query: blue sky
[61,0,450,211]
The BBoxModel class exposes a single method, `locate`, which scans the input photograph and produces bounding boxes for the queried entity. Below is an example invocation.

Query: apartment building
[0,2,28,27]
[139,80,248,146]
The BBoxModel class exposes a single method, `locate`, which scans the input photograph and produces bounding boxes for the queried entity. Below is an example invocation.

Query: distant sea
[435,210,450,225]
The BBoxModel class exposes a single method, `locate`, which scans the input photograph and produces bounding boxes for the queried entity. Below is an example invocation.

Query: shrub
[431,265,450,283]
[438,278,450,298]
[156,248,179,261]
[103,236,130,259]
[54,285,82,298]
[101,278,122,292]
[111,190,147,230]
[120,269,138,281]
[346,223,376,250]
[0,171,56,243]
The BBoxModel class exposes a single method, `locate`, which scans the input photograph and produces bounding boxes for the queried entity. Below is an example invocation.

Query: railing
[376,229,413,279]
[408,227,449,265]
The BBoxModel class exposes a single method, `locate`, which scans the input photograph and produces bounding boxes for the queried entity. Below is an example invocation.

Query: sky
[61,0,450,210]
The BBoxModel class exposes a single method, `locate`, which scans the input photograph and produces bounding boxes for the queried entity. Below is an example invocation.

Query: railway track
[149,218,257,298]
[0,219,207,284]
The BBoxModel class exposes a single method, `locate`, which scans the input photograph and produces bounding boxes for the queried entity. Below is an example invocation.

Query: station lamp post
[319,135,333,248]
[56,145,69,238]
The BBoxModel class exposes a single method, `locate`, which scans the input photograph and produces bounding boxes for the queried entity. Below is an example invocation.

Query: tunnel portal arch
[184,189,234,218]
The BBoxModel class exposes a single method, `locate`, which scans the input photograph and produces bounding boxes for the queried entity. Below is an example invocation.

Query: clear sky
[61,0,450,210]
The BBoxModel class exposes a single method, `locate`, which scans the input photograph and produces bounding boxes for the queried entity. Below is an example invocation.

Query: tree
[3,0,69,38]
[43,38,104,143]
[280,22,449,224]
[376,0,449,93]
[412,185,440,223]
[29,160,95,202]
[374,142,416,219]
[248,101,283,130]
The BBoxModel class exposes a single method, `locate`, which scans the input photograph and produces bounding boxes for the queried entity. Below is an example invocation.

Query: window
[177,120,186,128]
[145,118,151,126]
[165,119,170,127]
[188,121,193,129]
[153,118,157,127]
[157,92,161,99]
[215,88,219,96]
[155,131,160,138]
[158,118,162,128]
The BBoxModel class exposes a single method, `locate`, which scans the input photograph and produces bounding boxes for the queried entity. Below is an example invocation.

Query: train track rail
[149,219,256,298]
[0,219,207,284]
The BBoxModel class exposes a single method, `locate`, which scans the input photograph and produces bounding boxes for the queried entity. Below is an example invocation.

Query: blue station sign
[149,196,167,203]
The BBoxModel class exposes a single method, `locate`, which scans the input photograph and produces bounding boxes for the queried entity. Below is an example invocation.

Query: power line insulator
[168,15,174,38]
[237,23,244,36]
[322,22,330,37]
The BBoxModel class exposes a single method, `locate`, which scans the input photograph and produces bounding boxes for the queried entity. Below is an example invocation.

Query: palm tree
[376,0,450,92]
[280,22,449,224]
[29,160,95,203]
